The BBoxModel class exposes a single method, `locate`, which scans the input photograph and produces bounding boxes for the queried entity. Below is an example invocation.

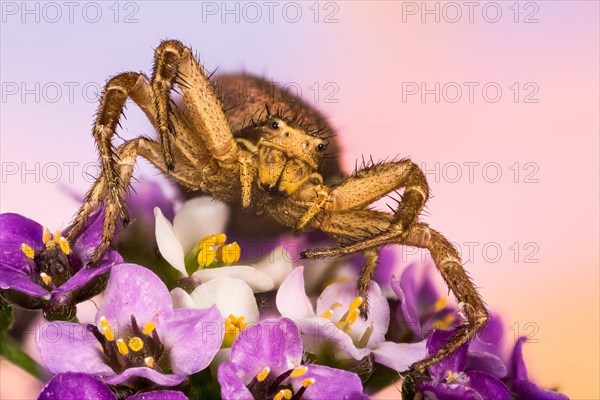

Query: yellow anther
[358,321,375,348]
[290,366,308,378]
[224,314,247,347]
[58,237,70,255]
[53,229,62,243]
[220,242,241,265]
[99,316,110,330]
[42,226,52,244]
[349,297,364,311]
[213,233,227,244]
[274,389,292,400]
[444,370,460,383]
[197,246,216,267]
[21,243,35,259]
[40,273,52,286]
[330,302,343,309]
[116,338,129,355]
[321,309,334,319]
[302,378,316,388]
[256,367,270,382]
[142,322,156,335]
[102,326,115,341]
[128,337,144,352]
[434,297,448,311]
[144,356,155,368]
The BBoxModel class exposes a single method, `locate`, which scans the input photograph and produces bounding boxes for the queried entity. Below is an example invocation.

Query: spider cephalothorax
[255,115,327,195]
[67,39,488,378]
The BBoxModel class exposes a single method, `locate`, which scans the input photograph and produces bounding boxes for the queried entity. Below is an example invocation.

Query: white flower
[154,196,293,292]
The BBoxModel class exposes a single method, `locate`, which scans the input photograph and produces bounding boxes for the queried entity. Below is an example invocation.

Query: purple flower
[217,318,367,400]
[38,372,188,400]
[416,329,510,400]
[0,210,122,320]
[276,267,427,372]
[37,263,224,387]
[390,262,458,341]
[507,337,569,400]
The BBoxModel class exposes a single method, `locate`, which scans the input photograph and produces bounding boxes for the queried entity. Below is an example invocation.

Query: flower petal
[508,336,529,381]
[54,262,113,295]
[70,207,121,267]
[217,362,254,400]
[172,197,229,255]
[96,264,172,328]
[156,306,224,375]
[0,213,43,270]
[371,340,428,371]
[463,370,510,400]
[192,265,275,293]
[102,367,185,387]
[290,364,364,400]
[190,277,259,323]
[512,379,570,400]
[37,321,114,376]
[316,280,389,347]
[170,287,196,310]
[294,317,371,361]
[276,266,316,320]
[417,381,483,400]
[128,390,189,400]
[252,246,293,288]
[466,350,508,379]
[38,372,115,400]
[230,318,303,381]
[391,272,422,339]
[427,329,468,380]
[0,267,49,298]
[154,207,187,276]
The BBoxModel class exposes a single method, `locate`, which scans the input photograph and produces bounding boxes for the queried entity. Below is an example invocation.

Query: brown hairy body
[68,40,488,377]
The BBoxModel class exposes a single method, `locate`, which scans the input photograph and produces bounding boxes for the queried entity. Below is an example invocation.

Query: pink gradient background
[1,1,598,398]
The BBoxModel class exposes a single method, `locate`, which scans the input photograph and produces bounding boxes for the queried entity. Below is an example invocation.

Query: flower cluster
[0,180,570,399]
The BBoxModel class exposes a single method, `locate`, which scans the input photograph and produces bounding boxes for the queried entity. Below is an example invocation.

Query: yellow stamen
[321,309,334,319]
[444,370,460,383]
[142,322,156,335]
[53,229,62,243]
[302,378,316,388]
[57,237,70,255]
[21,243,35,259]
[116,338,129,355]
[256,367,270,382]
[358,321,375,348]
[290,366,308,378]
[102,326,115,341]
[42,226,52,244]
[346,308,360,326]
[220,242,241,265]
[213,233,227,244]
[349,297,364,311]
[128,337,144,352]
[434,297,448,311]
[99,316,110,330]
[144,356,154,368]
[224,314,247,347]
[40,273,52,286]
[274,389,292,400]
[197,244,216,267]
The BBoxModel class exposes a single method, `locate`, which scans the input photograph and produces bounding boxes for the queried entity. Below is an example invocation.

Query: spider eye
[272,121,279,129]
[284,132,290,137]
[317,143,325,151]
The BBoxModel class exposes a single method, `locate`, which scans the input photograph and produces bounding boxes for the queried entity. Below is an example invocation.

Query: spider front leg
[297,159,429,304]
[304,210,489,375]
[71,138,199,264]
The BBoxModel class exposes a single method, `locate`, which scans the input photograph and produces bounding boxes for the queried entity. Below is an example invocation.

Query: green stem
[0,336,46,380]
